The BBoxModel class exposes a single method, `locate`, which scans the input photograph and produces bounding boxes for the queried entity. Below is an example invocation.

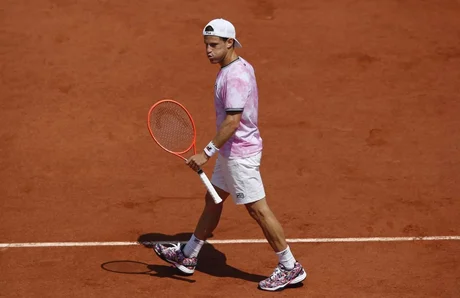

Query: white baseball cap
[203,18,242,48]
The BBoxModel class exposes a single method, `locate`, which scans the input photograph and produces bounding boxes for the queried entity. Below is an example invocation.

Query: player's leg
[181,153,231,257]
[225,152,306,291]
[153,155,230,275]
[245,198,302,269]
[245,198,287,253]
[182,186,230,257]
[192,186,230,240]
[245,198,306,291]
[227,153,287,252]
[153,187,229,275]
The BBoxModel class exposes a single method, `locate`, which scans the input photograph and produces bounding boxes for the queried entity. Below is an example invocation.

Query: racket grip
[197,170,222,204]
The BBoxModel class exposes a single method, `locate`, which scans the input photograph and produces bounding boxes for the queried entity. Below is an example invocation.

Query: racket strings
[149,102,195,153]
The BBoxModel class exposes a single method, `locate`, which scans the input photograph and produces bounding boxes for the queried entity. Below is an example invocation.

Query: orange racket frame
[147,99,222,204]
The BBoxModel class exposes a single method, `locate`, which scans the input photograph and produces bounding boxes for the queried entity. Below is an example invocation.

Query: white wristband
[204,141,219,157]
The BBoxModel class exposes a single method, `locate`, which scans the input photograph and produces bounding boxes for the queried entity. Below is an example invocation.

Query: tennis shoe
[258,262,307,291]
[153,243,197,275]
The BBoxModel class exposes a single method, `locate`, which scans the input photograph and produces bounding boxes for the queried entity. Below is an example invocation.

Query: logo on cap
[204,25,214,35]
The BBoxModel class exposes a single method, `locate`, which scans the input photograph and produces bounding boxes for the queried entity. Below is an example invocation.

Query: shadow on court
[101,232,267,284]
[139,232,268,283]
[101,259,197,283]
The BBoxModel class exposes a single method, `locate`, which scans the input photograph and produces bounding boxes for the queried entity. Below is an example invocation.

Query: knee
[245,202,269,222]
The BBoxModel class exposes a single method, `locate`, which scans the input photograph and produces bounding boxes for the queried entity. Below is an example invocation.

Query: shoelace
[170,242,181,251]
[269,266,284,280]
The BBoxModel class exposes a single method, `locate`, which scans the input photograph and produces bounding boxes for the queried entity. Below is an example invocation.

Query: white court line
[1,236,460,248]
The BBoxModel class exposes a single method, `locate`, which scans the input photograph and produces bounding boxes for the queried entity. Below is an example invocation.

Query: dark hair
[204,25,235,48]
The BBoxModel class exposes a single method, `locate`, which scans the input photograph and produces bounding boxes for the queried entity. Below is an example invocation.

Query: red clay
[1,0,460,297]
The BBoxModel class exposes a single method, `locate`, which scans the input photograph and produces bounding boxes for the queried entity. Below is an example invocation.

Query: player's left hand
[186,152,210,172]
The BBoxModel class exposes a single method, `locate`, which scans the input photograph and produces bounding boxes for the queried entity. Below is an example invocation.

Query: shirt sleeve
[223,71,251,112]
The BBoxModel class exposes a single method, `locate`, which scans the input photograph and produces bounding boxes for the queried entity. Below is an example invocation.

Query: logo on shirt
[236,193,245,199]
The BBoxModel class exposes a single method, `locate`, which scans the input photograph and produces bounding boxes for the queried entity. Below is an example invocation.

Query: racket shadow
[100,260,196,283]
[138,232,267,283]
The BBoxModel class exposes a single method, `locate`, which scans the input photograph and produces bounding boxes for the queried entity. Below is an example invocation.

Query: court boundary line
[1,236,460,248]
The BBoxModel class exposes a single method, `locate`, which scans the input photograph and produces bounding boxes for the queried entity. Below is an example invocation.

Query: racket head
[147,99,197,160]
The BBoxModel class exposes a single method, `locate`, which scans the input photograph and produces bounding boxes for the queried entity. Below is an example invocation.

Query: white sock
[276,245,296,270]
[183,234,205,258]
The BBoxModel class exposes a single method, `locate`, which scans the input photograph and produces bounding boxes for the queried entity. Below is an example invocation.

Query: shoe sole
[153,246,195,275]
[258,269,307,292]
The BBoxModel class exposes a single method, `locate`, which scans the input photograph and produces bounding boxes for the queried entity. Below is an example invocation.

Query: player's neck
[219,50,239,68]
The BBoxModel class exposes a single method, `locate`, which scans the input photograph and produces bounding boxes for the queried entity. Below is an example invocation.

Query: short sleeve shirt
[214,57,263,158]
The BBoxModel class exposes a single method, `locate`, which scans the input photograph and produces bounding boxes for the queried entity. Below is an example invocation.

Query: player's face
[204,36,231,64]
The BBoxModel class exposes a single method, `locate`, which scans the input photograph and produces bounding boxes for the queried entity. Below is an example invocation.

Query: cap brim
[234,38,242,48]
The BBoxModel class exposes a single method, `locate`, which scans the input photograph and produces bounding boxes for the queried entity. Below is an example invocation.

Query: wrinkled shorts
[211,152,265,205]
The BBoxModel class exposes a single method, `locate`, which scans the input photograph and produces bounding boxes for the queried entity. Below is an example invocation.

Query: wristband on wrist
[204,141,219,157]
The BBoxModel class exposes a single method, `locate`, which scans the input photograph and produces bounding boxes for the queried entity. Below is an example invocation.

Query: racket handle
[197,170,222,204]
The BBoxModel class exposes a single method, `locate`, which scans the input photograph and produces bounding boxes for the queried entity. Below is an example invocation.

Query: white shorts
[211,151,266,205]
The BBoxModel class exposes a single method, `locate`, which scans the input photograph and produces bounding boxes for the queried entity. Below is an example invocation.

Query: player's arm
[186,111,242,171]
[186,73,248,170]
[211,111,242,149]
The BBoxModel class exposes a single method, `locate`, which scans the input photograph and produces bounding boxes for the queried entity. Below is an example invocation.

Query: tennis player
[153,18,307,291]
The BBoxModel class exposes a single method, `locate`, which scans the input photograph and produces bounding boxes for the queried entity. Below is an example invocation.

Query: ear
[227,39,235,49]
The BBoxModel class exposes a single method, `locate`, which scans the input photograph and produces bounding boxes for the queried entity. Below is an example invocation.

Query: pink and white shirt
[214,57,263,159]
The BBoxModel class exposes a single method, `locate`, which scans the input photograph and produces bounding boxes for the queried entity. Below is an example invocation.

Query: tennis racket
[147,99,222,204]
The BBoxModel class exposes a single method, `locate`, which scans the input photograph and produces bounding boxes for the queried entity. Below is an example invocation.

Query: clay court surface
[1,0,460,297]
